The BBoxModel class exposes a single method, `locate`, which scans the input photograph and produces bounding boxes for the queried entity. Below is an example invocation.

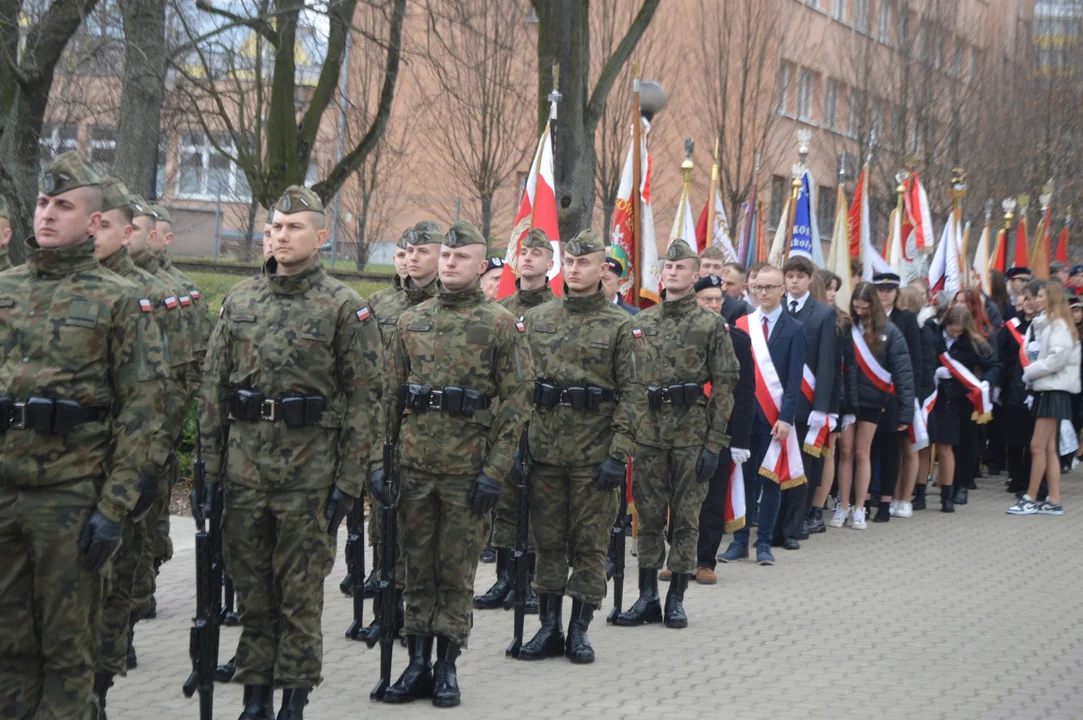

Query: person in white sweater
[1008,280,1082,516]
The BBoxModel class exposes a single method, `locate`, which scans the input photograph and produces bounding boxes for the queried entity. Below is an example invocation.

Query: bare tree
[113,0,167,196]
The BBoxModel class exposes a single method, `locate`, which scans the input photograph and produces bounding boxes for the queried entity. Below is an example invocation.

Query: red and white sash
[736,313,806,488]
[723,462,746,532]
[939,352,993,423]
[851,326,895,394]
[1005,317,1030,369]
[800,365,831,456]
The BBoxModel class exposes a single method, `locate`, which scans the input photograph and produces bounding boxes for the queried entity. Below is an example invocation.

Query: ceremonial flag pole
[1030,181,1054,279]
[990,198,1014,274]
[669,139,697,247]
[706,138,718,252]
[973,199,993,295]
[631,61,643,307]
[886,172,906,279]
[783,130,810,264]
[948,168,969,287]
[826,157,853,309]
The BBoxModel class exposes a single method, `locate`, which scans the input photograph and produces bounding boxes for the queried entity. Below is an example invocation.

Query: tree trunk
[480,193,493,240]
[356,187,371,271]
[243,198,258,263]
[113,0,167,197]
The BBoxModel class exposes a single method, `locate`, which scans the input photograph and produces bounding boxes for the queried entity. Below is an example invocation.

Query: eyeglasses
[751,284,782,292]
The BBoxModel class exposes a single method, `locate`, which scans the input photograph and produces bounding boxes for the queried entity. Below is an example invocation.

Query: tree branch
[585,0,661,131]
[194,0,279,46]
[22,0,101,86]
[298,0,359,154]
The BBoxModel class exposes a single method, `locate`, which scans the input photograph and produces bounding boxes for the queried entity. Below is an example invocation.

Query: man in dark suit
[719,265,806,566]
[775,256,837,545]
[603,256,639,315]
[693,275,754,582]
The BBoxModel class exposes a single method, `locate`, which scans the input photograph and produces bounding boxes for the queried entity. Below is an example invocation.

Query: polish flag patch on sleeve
[191,290,201,300]
[139,298,153,313]
[180,295,192,307]
[515,321,525,333]
[356,307,371,322]
[632,328,644,339]
[164,296,179,310]
[219,306,225,318]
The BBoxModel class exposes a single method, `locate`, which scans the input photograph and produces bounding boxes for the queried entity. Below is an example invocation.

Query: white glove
[840,414,856,429]
[1025,395,1034,410]
[992,387,1001,405]
[730,447,751,464]
[935,367,952,381]
[827,413,839,431]
[808,410,828,428]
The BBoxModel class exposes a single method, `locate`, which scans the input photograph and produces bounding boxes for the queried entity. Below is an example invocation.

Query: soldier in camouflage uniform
[613,239,738,629]
[90,178,186,718]
[511,230,639,664]
[474,228,554,612]
[0,152,167,720]
[371,220,532,707]
[200,186,381,720]
[0,196,13,272]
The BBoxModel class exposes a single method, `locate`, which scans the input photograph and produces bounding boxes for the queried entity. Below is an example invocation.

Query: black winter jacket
[853,320,915,425]
[933,330,999,403]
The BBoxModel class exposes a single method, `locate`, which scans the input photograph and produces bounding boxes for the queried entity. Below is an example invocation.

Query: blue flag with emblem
[789,173,813,261]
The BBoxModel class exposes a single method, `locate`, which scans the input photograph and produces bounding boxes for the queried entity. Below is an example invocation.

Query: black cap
[485,257,505,273]
[605,256,624,276]
[694,274,723,293]
[872,271,901,288]
[1006,266,1033,280]
[1070,264,1083,277]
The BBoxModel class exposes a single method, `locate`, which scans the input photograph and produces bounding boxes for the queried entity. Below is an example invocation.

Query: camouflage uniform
[93,180,185,691]
[615,239,738,628]
[384,221,533,651]
[199,187,381,692]
[514,230,639,661]
[0,153,167,719]
[0,196,12,272]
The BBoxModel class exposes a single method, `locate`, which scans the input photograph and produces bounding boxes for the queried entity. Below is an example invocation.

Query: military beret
[663,238,696,262]
[486,257,505,273]
[40,151,100,196]
[99,177,134,214]
[694,274,723,293]
[564,229,607,257]
[0,195,8,221]
[1006,266,1032,280]
[606,256,624,276]
[274,186,323,215]
[1070,294,1082,307]
[148,203,172,224]
[397,227,413,250]
[444,220,486,248]
[522,228,553,251]
[129,194,154,219]
[410,220,444,245]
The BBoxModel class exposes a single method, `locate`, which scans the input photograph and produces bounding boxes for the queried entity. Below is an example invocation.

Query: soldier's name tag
[0,297,14,308]
[230,312,256,323]
[534,323,557,334]
[65,301,99,329]
[406,322,431,332]
[642,328,659,337]
[379,317,397,326]
[589,339,610,349]
[301,317,329,342]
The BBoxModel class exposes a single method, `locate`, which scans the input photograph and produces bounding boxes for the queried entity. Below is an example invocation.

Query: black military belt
[0,396,108,435]
[647,383,705,410]
[399,384,492,415]
[533,381,617,410]
[231,389,327,428]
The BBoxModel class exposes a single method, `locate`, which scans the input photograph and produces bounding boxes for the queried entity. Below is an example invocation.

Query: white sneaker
[889,499,899,517]
[851,507,867,530]
[828,506,849,528]
[1007,495,1039,515]
[895,501,913,518]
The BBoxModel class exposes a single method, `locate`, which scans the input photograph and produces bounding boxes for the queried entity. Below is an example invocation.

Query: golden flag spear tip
[631,60,640,79]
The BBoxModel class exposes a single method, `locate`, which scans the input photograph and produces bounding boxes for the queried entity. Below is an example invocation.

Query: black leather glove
[78,509,123,572]
[593,457,627,492]
[467,472,501,516]
[325,486,354,536]
[695,448,720,483]
[368,467,390,505]
[130,468,160,521]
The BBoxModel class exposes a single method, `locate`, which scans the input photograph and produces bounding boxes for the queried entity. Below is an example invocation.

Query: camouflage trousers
[131,454,177,617]
[97,515,147,676]
[399,469,489,648]
[633,444,707,575]
[530,463,617,606]
[490,470,535,551]
[0,479,105,720]
[222,484,335,688]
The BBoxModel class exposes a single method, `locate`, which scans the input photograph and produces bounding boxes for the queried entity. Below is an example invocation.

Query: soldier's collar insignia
[356,306,371,322]
[139,298,153,313]
[632,328,643,338]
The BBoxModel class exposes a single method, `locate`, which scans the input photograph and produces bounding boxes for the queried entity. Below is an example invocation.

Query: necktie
[762,315,770,340]
[790,300,798,315]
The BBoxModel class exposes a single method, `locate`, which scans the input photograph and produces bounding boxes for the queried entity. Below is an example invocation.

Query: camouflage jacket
[631,291,739,452]
[199,257,381,497]
[368,274,403,314]
[385,283,533,479]
[0,247,11,272]
[134,248,201,404]
[523,287,639,467]
[372,276,437,349]
[0,238,167,522]
[101,248,184,469]
[499,280,554,320]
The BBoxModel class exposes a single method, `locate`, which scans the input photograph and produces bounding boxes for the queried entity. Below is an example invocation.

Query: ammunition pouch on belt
[647,383,705,411]
[231,389,327,428]
[532,381,617,410]
[399,384,492,416]
[0,396,107,435]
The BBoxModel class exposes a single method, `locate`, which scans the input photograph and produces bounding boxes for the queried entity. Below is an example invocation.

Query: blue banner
[789,173,813,260]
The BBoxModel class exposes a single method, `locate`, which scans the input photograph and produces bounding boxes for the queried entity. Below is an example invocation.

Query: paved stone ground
[109,474,1083,720]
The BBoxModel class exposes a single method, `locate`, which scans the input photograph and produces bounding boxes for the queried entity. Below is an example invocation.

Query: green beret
[0,196,8,221]
[444,220,486,248]
[564,229,607,257]
[148,203,172,224]
[664,238,697,262]
[99,177,133,214]
[410,220,445,245]
[40,151,100,196]
[130,194,154,219]
[274,185,323,215]
[522,228,554,251]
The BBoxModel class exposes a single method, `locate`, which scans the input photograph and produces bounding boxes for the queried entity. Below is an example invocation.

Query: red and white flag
[928,214,962,295]
[610,118,660,307]
[695,187,739,262]
[496,120,561,300]
[904,173,935,254]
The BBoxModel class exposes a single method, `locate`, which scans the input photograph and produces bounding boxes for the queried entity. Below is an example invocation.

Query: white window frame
[176,131,252,202]
[825,79,839,130]
[777,63,791,116]
[833,0,847,22]
[39,124,79,163]
[798,69,814,122]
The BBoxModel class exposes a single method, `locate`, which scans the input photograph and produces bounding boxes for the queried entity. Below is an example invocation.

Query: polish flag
[694,187,739,262]
[928,214,962,295]
[904,173,935,254]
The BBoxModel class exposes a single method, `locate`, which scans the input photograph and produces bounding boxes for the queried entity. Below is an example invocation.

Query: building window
[806,0,820,9]
[89,126,116,176]
[833,0,846,22]
[769,175,787,229]
[818,184,836,236]
[39,124,78,164]
[825,79,839,130]
[934,30,946,70]
[855,0,869,33]
[777,63,791,116]
[878,0,892,44]
[177,131,251,201]
[798,69,814,122]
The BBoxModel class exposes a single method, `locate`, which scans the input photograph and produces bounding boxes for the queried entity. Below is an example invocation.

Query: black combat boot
[953,483,969,505]
[125,615,137,669]
[565,599,596,664]
[940,485,955,513]
[663,573,689,629]
[517,594,565,660]
[612,568,662,626]
[143,594,157,620]
[216,655,237,682]
[382,635,435,703]
[432,636,462,708]
[912,483,927,511]
[806,507,827,534]
[276,687,309,719]
[473,548,511,609]
[93,672,113,720]
[238,684,274,720]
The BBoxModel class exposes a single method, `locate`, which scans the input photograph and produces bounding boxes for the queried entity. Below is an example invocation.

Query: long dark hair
[814,268,848,330]
[954,288,993,336]
[850,281,887,355]
[990,269,1009,311]
[942,306,992,358]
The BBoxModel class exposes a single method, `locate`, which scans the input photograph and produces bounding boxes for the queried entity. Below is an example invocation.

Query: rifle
[606,466,629,625]
[505,433,531,658]
[343,500,366,640]
[183,424,226,719]
[369,441,398,701]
